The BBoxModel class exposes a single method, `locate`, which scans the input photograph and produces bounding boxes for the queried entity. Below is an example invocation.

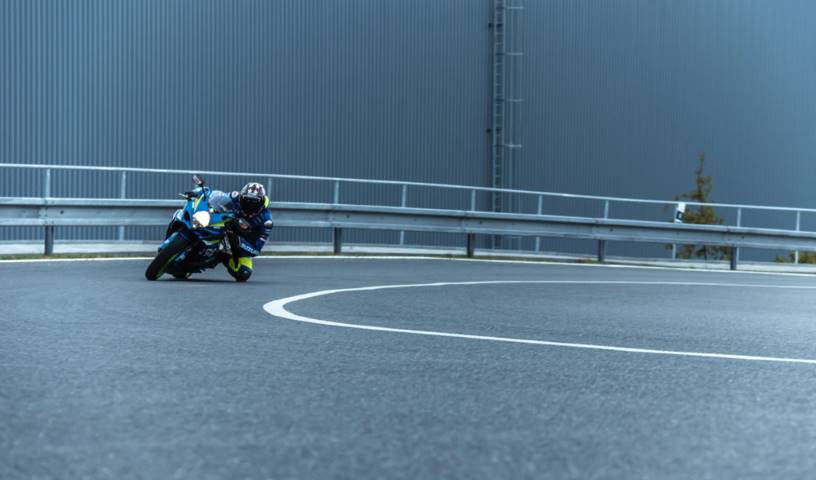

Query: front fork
[160,210,184,251]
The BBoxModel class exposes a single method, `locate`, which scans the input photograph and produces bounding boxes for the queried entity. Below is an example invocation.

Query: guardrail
[3,197,816,270]
[1,163,813,266]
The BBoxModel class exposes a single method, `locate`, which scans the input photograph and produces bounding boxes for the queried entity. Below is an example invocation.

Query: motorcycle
[145,175,237,281]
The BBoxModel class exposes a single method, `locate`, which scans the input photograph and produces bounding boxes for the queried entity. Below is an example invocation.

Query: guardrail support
[598,200,610,263]
[535,195,543,252]
[795,211,801,264]
[400,184,408,246]
[118,171,127,241]
[734,208,742,265]
[43,168,52,254]
[44,226,55,255]
[43,168,51,197]
[333,228,343,254]
[466,233,476,257]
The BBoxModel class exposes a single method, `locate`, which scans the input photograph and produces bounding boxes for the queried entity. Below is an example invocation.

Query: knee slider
[233,267,252,282]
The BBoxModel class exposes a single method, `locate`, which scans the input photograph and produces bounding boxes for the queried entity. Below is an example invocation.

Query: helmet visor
[240,196,264,216]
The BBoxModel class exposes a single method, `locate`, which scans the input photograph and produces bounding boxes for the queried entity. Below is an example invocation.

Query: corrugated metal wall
[0,0,493,246]
[2,1,814,259]
[516,0,816,259]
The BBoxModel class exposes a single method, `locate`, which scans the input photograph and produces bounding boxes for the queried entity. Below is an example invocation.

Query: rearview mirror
[193,175,205,187]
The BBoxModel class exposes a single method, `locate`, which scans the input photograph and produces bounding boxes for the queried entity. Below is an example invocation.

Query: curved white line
[263,280,816,365]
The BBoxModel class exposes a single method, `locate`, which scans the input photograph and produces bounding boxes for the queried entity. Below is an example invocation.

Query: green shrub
[775,251,816,264]
[667,152,730,260]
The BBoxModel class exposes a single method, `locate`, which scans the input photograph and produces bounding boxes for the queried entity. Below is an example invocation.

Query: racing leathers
[209,190,272,281]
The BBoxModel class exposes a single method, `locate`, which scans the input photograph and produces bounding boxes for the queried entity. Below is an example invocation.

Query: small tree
[670,153,730,260]
[775,251,816,264]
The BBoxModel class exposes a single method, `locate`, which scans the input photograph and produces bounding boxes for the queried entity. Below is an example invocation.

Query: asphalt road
[3,257,816,479]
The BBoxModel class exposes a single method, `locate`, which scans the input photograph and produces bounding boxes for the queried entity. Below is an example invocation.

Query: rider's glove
[236,218,251,232]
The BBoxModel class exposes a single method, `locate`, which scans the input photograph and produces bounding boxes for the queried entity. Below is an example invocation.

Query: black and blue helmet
[238,182,267,217]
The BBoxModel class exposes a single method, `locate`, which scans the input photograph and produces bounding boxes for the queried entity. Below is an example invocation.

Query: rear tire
[145,234,191,281]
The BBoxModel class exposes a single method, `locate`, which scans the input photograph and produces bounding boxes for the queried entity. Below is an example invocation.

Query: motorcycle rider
[208,182,273,282]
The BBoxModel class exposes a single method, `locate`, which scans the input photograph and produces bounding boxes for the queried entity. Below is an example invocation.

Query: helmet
[238,182,267,217]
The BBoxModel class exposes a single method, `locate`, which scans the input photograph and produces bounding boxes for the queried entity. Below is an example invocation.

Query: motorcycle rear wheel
[145,234,191,281]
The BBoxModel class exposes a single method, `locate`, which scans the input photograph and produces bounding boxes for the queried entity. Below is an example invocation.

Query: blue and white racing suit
[209,190,272,281]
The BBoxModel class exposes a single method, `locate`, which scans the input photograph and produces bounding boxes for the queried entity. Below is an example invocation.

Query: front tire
[145,234,191,281]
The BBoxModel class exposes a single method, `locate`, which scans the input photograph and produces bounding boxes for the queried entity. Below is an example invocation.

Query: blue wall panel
[1,1,814,260]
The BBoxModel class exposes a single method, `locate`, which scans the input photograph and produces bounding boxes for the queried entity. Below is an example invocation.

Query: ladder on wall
[490,0,524,248]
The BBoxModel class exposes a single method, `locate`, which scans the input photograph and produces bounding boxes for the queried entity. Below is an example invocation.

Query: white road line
[263,280,816,365]
[2,254,815,279]
[0,256,153,263]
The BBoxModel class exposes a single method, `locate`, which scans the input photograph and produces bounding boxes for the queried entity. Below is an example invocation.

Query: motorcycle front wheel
[144,233,191,281]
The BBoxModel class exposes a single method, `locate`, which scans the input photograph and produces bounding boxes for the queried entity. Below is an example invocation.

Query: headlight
[192,210,211,229]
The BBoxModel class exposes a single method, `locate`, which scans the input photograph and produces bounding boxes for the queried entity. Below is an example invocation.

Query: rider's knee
[226,256,253,282]
[232,267,252,282]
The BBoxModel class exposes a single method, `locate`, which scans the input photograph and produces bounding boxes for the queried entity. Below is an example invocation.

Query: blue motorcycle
[145,175,236,281]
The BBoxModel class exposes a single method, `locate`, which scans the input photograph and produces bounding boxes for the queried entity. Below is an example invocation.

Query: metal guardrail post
[43,169,52,255]
[43,168,51,197]
[598,200,610,262]
[467,189,478,255]
[332,183,342,254]
[535,195,543,252]
[795,211,801,264]
[118,171,127,241]
[466,233,476,257]
[734,208,742,266]
[399,184,408,246]
[333,228,343,254]
[671,201,677,260]
[44,225,55,255]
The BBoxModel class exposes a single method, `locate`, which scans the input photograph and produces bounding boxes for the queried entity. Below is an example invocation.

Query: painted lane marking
[3,254,816,279]
[263,281,816,365]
